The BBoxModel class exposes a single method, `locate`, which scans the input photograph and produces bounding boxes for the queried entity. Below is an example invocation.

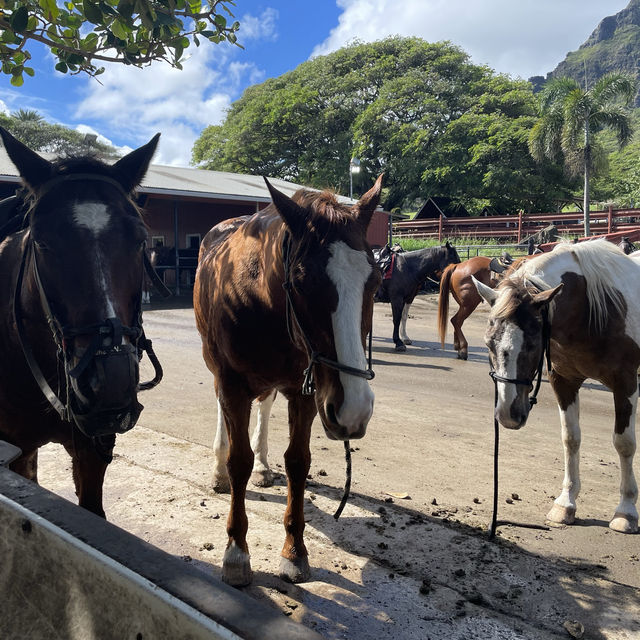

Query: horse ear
[353,174,383,230]
[531,283,563,307]
[0,126,53,190]
[263,177,308,237]
[112,133,160,193]
[472,275,498,306]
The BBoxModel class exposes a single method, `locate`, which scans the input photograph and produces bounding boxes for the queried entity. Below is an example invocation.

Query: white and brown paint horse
[194,178,383,586]
[475,240,639,533]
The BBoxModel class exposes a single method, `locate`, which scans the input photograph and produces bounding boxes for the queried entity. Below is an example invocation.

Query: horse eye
[34,240,49,251]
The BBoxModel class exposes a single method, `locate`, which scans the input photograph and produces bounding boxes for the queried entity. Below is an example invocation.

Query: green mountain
[530,0,640,101]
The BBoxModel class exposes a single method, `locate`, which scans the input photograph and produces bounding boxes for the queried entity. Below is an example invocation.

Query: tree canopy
[0,1,240,85]
[529,73,636,234]
[192,37,573,214]
[0,109,117,156]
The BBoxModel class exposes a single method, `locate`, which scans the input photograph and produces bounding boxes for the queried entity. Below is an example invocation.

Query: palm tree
[529,73,636,236]
[11,109,44,123]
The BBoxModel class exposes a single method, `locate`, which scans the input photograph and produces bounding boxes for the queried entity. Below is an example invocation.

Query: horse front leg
[218,386,254,586]
[10,449,38,483]
[63,435,113,518]
[399,303,412,345]
[279,394,315,583]
[610,386,638,533]
[391,297,406,351]
[547,375,583,525]
[251,389,276,487]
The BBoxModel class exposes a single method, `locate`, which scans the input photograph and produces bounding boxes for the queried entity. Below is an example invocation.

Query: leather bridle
[281,231,375,397]
[11,173,170,436]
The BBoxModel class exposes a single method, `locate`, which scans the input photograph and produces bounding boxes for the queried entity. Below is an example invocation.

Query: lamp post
[349,157,360,199]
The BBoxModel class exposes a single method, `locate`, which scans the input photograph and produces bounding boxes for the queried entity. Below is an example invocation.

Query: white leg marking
[251,391,275,476]
[612,388,638,526]
[554,398,581,511]
[326,241,375,429]
[400,303,411,344]
[212,397,230,491]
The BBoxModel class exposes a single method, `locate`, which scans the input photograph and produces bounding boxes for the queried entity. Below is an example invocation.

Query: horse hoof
[546,503,575,525]
[403,338,412,345]
[212,473,230,494]
[609,512,638,534]
[457,351,468,360]
[251,468,274,488]
[279,556,310,583]
[222,545,253,587]
[394,343,407,352]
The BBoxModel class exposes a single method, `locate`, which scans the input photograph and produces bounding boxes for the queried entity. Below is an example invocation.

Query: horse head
[474,276,562,429]
[1,127,160,437]
[265,176,384,440]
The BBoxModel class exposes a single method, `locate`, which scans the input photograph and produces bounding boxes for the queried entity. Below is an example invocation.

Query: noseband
[488,304,552,539]
[12,173,168,438]
[281,231,375,396]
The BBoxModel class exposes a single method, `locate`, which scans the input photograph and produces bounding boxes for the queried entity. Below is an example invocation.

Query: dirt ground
[38,294,640,640]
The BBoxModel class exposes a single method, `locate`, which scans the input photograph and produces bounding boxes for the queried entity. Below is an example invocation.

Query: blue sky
[0,0,631,166]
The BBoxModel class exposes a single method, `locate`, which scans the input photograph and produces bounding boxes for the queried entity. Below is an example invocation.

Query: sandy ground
[37,294,640,640]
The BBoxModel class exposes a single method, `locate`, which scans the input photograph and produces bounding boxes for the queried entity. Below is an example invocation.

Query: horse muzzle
[69,344,143,438]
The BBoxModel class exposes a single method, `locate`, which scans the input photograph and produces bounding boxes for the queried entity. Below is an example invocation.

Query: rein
[12,173,169,438]
[488,306,552,539]
[281,231,375,520]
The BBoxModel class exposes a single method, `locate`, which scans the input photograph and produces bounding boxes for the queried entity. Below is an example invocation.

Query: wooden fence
[393,206,640,243]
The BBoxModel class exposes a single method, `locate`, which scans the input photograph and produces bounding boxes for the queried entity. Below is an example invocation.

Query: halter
[488,304,552,539]
[11,173,169,440]
[281,231,375,396]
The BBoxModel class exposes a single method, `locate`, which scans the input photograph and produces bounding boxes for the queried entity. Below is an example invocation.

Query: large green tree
[192,37,571,213]
[529,74,636,235]
[0,110,117,156]
[0,1,240,85]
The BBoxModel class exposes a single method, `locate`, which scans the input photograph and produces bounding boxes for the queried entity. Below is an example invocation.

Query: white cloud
[0,100,9,115]
[238,8,279,41]
[313,0,630,80]
[72,8,279,166]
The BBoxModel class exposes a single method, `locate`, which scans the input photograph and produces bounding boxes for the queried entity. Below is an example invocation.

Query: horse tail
[438,263,456,348]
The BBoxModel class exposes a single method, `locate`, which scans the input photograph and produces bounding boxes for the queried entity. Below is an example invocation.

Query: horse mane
[500,240,630,331]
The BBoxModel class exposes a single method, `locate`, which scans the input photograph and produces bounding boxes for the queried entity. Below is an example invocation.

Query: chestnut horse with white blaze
[194,177,383,586]
[475,240,639,533]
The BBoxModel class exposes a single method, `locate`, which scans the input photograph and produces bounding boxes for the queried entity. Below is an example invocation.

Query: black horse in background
[375,242,461,351]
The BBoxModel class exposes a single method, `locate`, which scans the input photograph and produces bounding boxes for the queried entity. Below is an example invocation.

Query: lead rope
[488,307,552,539]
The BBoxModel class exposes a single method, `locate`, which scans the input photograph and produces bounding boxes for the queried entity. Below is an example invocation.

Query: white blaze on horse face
[72,202,116,319]
[493,320,526,428]
[326,241,375,430]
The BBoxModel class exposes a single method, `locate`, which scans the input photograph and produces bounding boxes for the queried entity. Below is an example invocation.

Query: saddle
[373,243,403,280]
[488,251,513,275]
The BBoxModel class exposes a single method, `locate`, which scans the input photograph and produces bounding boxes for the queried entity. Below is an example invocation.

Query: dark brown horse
[194,177,382,586]
[0,127,161,517]
[437,256,497,360]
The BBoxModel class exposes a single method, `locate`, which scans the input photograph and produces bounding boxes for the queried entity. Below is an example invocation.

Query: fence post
[438,213,443,242]
[608,205,613,234]
[517,210,523,244]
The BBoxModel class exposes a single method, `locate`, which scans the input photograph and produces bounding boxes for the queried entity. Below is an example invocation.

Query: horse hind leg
[251,390,276,487]
[399,303,412,345]
[212,397,231,493]
[610,386,638,533]
[450,308,469,360]
[10,449,39,483]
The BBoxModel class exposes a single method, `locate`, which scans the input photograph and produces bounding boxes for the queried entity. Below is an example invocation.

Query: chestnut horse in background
[437,256,497,360]
[0,127,161,517]
[194,177,382,586]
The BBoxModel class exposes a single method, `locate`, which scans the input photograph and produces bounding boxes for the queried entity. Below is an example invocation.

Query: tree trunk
[583,122,590,237]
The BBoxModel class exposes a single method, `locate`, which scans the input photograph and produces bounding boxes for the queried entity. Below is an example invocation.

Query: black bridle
[488,305,552,539]
[281,231,375,520]
[12,174,169,439]
[281,231,375,397]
